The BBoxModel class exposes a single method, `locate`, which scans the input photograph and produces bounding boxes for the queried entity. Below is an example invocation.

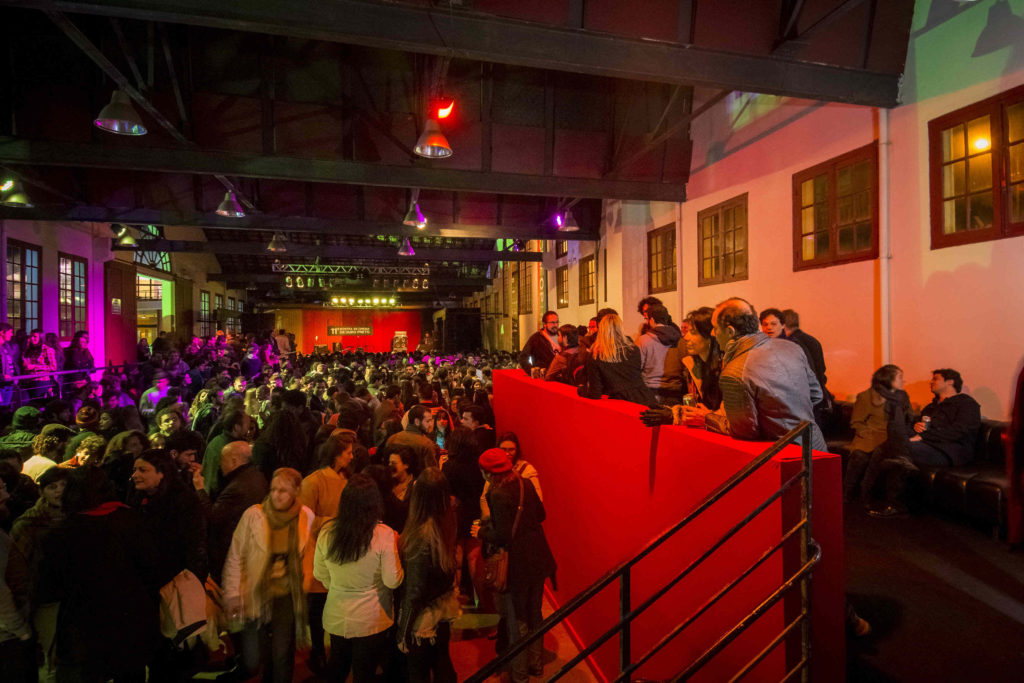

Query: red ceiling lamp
[414,98,455,159]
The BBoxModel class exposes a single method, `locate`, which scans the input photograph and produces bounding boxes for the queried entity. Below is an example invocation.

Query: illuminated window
[793,144,878,270]
[134,224,170,271]
[199,291,212,337]
[6,240,40,333]
[555,240,568,258]
[58,253,87,340]
[647,223,676,294]
[519,260,533,314]
[579,254,596,305]
[556,265,569,309]
[929,85,1024,248]
[510,269,519,318]
[698,195,748,286]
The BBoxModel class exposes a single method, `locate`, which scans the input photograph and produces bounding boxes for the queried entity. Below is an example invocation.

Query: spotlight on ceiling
[216,191,245,218]
[94,89,147,136]
[413,119,453,159]
[389,297,396,305]
[403,201,428,229]
[412,278,420,289]
[285,276,294,288]
[266,232,287,253]
[331,296,339,305]
[112,224,137,248]
[0,179,34,208]
[398,238,416,257]
[421,277,429,289]
[559,210,580,232]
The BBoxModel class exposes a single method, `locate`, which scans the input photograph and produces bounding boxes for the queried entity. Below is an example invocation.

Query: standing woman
[313,474,403,683]
[474,449,556,683]
[222,468,315,683]
[63,330,95,394]
[21,329,57,400]
[129,448,208,682]
[579,314,656,407]
[397,468,460,683]
[299,431,356,673]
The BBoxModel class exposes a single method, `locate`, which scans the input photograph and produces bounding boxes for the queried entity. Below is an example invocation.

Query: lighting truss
[271,262,430,276]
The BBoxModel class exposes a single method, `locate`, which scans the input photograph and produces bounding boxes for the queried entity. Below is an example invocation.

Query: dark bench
[825,401,1011,538]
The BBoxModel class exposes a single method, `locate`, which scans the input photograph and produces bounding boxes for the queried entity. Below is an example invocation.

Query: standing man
[636,304,683,404]
[641,297,826,451]
[519,311,560,376]
[781,309,832,418]
[385,404,439,470]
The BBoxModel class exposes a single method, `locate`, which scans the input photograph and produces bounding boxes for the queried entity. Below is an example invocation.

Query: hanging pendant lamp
[94,90,147,136]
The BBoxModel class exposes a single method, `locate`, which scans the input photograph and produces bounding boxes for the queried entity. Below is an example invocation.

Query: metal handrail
[466,420,818,683]
[3,361,140,407]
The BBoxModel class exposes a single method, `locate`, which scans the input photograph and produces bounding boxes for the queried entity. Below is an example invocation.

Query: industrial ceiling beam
[0,136,685,201]
[0,204,599,241]
[209,273,490,286]
[17,0,901,107]
[116,238,544,261]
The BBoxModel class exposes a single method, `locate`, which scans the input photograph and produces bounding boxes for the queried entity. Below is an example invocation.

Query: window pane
[943,161,965,198]
[723,253,734,276]
[837,194,853,223]
[942,124,965,162]
[801,207,815,235]
[837,165,851,195]
[1008,102,1024,144]
[838,226,854,254]
[801,179,814,206]
[814,175,828,203]
[815,233,830,257]
[801,235,815,261]
[856,222,872,250]
[1009,184,1024,223]
[968,153,992,191]
[943,197,966,234]
[734,249,747,275]
[969,191,994,230]
[1009,143,1024,183]
[967,115,991,153]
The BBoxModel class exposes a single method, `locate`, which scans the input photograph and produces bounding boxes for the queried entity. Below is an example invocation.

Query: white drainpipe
[879,108,893,364]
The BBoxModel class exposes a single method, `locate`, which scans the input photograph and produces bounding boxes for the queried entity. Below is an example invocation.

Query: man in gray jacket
[636,304,683,404]
[641,297,826,451]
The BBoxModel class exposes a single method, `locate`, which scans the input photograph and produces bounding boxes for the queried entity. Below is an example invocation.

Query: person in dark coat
[518,311,560,376]
[193,441,268,583]
[129,449,208,682]
[475,449,556,683]
[441,427,487,608]
[578,313,657,407]
[37,467,161,682]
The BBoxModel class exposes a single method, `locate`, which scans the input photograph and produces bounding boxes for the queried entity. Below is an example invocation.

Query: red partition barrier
[492,370,844,683]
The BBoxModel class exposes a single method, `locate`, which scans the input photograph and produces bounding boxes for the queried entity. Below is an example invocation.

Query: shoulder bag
[483,477,524,593]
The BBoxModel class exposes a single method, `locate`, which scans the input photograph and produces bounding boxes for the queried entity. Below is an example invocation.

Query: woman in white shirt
[313,473,403,682]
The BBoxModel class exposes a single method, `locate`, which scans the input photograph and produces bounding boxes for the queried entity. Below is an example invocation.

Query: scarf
[260,496,310,647]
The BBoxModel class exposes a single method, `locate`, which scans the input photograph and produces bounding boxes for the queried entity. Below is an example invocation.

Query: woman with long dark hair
[440,427,486,608]
[253,408,310,479]
[844,364,913,506]
[313,473,403,682]
[679,307,724,412]
[397,468,460,683]
[299,431,356,673]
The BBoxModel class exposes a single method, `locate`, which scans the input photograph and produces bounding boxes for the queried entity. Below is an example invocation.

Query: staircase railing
[2,362,140,407]
[467,420,821,683]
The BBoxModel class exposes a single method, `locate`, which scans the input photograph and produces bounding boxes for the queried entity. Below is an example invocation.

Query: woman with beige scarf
[222,467,315,683]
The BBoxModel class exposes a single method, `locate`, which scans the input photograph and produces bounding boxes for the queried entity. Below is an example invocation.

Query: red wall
[300,309,422,353]
[492,371,844,682]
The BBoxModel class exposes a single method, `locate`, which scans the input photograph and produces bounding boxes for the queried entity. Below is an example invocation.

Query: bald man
[195,440,268,582]
[642,297,826,451]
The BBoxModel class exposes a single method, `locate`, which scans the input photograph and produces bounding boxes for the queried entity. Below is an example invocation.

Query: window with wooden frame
[199,291,212,337]
[698,195,749,286]
[519,262,533,314]
[6,240,41,333]
[555,240,568,258]
[510,269,520,317]
[58,253,87,340]
[647,223,677,294]
[793,143,878,270]
[928,85,1024,249]
[579,254,596,305]
[556,265,569,308]
[501,265,510,316]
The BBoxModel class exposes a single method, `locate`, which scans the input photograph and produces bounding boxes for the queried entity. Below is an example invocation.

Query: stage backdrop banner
[300,309,421,353]
[327,326,372,336]
[492,370,844,683]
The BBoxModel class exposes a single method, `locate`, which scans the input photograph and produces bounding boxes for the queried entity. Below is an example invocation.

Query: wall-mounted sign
[111,298,122,315]
[328,326,372,336]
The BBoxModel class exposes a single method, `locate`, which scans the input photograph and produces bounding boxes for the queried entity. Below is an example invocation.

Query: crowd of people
[0,329,556,683]
[0,293,986,680]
